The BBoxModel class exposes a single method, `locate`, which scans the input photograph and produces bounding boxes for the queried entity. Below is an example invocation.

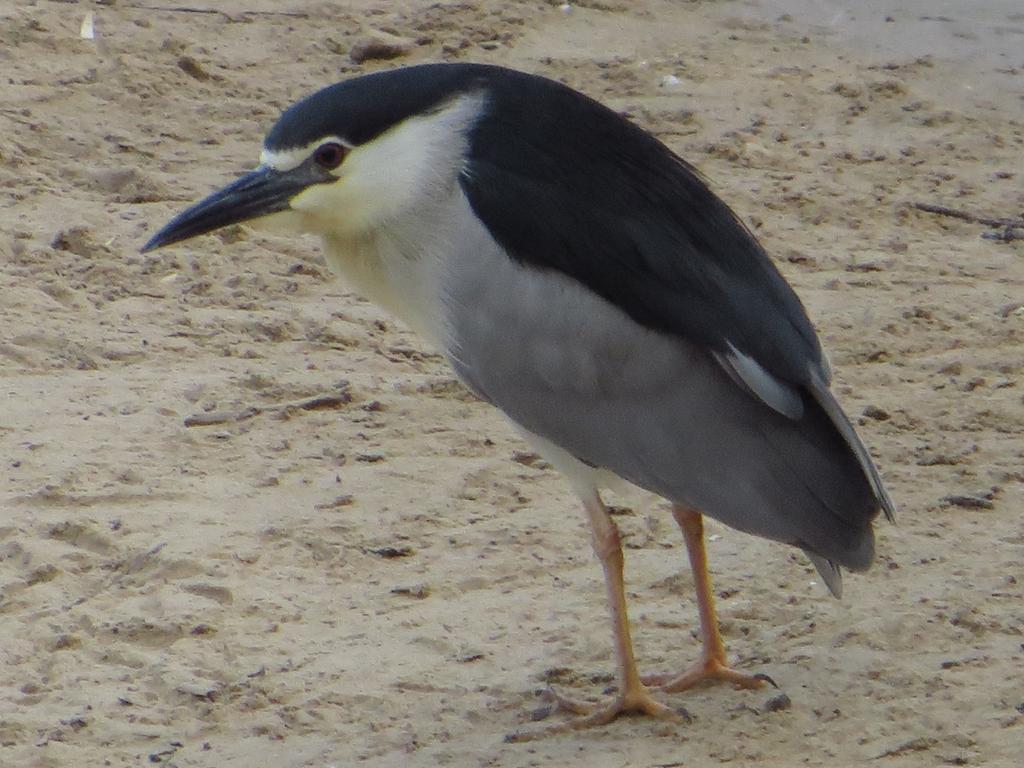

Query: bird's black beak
[142,164,324,252]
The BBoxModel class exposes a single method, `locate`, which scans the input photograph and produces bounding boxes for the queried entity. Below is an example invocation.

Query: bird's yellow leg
[507,492,688,742]
[642,506,771,693]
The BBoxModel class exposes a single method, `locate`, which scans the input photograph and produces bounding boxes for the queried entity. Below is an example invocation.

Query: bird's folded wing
[441,224,879,572]
[461,100,829,400]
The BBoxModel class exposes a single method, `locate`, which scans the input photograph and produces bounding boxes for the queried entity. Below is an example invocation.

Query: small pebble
[177,56,210,81]
[941,494,994,510]
[369,545,414,559]
[349,31,414,63]
[862,405,890,421]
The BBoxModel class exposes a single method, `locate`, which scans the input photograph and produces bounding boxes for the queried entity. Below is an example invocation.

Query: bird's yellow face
[234,136,353,238]
[143,92,484,253]
[277,93,483,238]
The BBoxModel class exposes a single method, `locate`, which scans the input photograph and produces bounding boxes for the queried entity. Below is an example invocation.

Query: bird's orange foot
[505,683,691,742]
[642,656,775,693]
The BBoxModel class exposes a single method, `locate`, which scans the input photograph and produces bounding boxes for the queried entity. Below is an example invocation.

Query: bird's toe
[504,684,691,742]
[643,657,773,693]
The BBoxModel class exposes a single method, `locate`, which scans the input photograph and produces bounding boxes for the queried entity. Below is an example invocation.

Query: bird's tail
[808,372,896,524]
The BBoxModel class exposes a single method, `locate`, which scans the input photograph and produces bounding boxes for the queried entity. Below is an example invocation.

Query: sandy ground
[1,1,1022,766]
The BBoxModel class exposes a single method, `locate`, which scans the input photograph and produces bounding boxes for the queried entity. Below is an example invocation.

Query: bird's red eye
[313,142,346,170]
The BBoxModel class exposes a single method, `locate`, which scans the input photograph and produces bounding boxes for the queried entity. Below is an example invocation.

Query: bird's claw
[753,672,779,689]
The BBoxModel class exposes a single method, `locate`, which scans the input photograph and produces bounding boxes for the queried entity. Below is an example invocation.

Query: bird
[143,62,895,737]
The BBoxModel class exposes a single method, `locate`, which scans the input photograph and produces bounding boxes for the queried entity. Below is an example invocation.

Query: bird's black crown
[265,63,526,149]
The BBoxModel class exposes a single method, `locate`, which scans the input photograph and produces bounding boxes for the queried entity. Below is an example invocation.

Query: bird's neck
[319,192,463,347]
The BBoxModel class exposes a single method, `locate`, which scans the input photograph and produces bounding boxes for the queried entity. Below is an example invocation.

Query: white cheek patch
[288,183,340,220]
[245,207,308,236]
[309,93,485,235]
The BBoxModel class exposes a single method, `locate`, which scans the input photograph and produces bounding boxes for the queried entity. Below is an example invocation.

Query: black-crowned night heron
[144,63,894,736]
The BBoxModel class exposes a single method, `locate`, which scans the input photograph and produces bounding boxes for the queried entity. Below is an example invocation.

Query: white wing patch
[714,343,804,419]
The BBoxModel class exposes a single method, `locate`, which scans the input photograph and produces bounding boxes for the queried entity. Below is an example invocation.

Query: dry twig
[912,202,1024,242]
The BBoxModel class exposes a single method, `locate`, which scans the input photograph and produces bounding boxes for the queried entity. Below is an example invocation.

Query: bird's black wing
[460,69,825,395]
[458,67,894,524]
